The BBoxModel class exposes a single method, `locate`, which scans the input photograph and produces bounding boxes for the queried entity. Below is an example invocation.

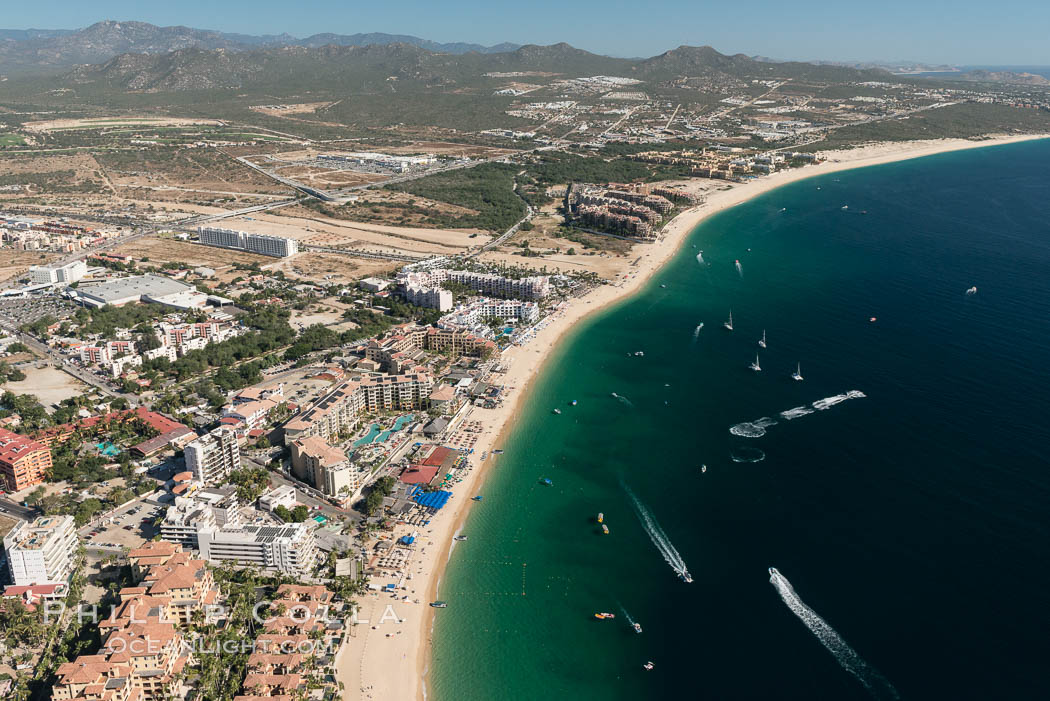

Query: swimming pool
[353,414,415,446]
[96,442,120,457]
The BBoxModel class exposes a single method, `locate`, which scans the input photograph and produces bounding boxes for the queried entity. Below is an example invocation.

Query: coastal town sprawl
[1,28,1049,698]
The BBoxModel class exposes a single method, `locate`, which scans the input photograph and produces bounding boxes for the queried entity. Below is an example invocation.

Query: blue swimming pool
[96,442,120,457]
[353,414,415,446]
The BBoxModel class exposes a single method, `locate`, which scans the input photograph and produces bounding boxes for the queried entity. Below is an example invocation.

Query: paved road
[0,498,38,521]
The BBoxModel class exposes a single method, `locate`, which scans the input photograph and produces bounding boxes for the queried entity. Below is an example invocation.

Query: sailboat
[723,310,734,331]
[791,362,803,381]
[749,354,762,372]
[758,330,767,348]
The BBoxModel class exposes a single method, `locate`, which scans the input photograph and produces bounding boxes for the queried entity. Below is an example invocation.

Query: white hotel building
[184,427,241,486]
[396,268,551,301]
[3,515,78,586]
[197,226,299,257]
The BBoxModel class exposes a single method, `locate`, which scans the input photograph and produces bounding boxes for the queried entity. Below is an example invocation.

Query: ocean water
[430,139,1050,701]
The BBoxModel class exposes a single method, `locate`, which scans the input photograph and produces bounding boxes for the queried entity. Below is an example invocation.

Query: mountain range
[54,42,890,94]
[0,20,521,75]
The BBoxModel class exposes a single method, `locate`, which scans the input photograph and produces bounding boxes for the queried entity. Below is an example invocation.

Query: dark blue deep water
[432,139,1050,701]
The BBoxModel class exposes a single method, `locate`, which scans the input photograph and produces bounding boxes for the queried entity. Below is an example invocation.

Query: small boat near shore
[597,512,604,523]
[602,524,610,535]
[454,535,468,542]
[594,612,616,620]
[471,495,484,501]
[552,408,561,415]
[540,478,553,486]
[430,601,448,608]
[571,399,578,406]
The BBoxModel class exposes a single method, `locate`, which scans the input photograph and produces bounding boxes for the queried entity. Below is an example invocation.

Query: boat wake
[731,446,766,463]
[692,323,704,343]
[779,406,815,420]
[729,416,778,438]
[611,392,634,408]
[696,251,705,265]
[625,485,692,583]
[730,391,865,438]
[735,259,744,277]
[769,568,899,700]
[813,390,866,410]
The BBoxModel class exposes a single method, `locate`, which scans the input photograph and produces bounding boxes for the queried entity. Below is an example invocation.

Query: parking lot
[80,499,166,551]
[0,294,76,326]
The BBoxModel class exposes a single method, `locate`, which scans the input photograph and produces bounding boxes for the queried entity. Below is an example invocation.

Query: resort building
[396,268,551,300]
[184,427,241,486]
[3,515,77,586]
[51,657,143,701]
[283,371,433,443]
[0,428,52,492]
[197,227,299,258]
[437,297,539,332]
[403,283,454,311]
[198,523,318,574]
[53,542,219,701]
[290,435,360,502]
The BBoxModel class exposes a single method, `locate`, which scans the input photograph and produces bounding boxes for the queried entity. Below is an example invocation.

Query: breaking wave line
[769,568,899,700]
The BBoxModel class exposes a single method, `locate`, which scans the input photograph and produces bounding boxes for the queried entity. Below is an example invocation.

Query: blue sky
[7,0,1050,65]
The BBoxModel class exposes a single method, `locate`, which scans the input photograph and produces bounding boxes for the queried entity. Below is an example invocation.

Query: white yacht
[749,354,762,372]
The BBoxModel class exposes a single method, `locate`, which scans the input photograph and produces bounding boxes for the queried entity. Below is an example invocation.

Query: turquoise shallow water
[431,139,1050,700]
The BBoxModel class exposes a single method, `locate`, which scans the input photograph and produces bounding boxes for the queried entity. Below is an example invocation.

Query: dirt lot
[4,366,91,409]
[233,208,489,256]
[0,247,60,281]
[98,148,291,196]
[272,252,399,283]
[111,236,276,269]
[23,117,224,133]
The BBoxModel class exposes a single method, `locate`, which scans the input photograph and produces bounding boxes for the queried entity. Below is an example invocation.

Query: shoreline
[338,132,1048,701]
